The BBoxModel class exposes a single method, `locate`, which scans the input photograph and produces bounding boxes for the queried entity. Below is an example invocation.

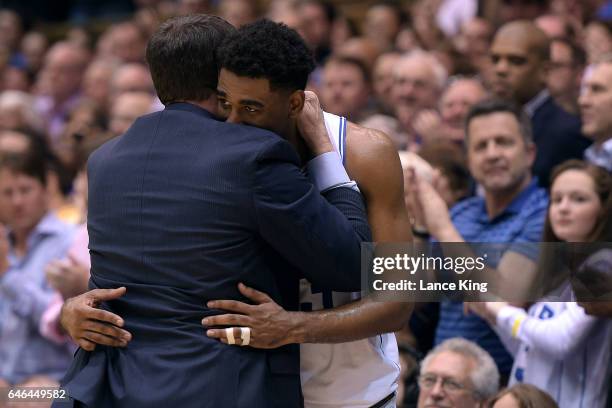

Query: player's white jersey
[299,112,400,408]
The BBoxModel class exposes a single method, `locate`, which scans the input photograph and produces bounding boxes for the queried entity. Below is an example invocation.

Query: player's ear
[288,90,305,118]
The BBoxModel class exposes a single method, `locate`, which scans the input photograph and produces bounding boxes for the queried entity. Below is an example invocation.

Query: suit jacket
[57,103,371,408]
[531,96,592,187]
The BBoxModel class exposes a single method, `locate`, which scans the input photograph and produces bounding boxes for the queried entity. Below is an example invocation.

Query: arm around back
[252,136,370,292]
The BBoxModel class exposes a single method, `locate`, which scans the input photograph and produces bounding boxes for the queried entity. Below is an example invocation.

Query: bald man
[489,20,591,186]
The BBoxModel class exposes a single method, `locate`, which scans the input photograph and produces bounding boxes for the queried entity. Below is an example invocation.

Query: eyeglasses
[418,374,470,394]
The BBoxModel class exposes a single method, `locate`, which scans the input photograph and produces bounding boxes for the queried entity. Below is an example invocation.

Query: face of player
[217,69,302,141]
[549,169,602,242]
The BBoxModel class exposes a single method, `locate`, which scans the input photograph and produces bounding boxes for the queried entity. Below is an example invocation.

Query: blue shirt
[584,138,612,172]
[435,179,548,375]
[0,212,75,384]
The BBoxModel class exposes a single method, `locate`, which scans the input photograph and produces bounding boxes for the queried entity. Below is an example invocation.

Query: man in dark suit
[53,15,370,408]
[489,20,592,187]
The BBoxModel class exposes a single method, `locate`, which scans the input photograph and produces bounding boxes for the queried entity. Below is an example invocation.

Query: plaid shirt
[0,212,75,384]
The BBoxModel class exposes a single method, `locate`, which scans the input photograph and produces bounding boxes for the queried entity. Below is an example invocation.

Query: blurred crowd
[1,0,612,407]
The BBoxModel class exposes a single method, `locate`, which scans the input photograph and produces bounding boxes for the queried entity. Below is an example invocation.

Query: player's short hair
[218,19,316,91]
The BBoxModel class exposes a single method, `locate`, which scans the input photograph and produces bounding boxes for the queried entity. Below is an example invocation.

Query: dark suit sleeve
[252,138,371,292]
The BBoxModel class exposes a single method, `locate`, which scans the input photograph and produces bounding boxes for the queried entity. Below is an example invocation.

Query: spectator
[406,99,549,380]
[218,0,258,28]
[109,62,154,100]
[584,20,612,64]
[467,160,612,408]
[19,31,48,75]
[395,25,421,54]
[489,20,591,187]
[320,56,372,123]
[108,21,147,64]
[34,42,90,143]
[413,76,488,146]
[56,99,108,174]
[498,0,551,24]
[455,17,494,74]
[372,51,401,115]
[418,141,473,207]
[392,50,447,148]
[296,0,335,65]
[535,14,573,39]
[0,128,79,224]
[109,91,153,137]
[177,0,211,15]
[580,54,612,171]
[0,150,75,386]
[82,59,117,113]
[546,38,585,115]
[267,0,302,29]
[0,9,24,67]
[0,90,44,132]
[489,384,558,408]
[363,1,405,52]
[417,337,499,408]
[336,36,382,72]
[1,65,30,92]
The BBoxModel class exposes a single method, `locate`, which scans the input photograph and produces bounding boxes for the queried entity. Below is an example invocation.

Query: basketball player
[203,20,413,408]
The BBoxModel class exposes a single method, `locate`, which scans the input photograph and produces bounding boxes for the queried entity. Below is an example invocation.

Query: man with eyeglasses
[417,338,499,408]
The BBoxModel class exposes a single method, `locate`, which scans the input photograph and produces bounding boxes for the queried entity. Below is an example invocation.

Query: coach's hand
[203,283,298,349]
[60,287,132,351]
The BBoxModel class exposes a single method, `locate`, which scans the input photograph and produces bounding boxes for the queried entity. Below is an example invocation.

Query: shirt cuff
[496,305,527,338]
[306,151,359,193]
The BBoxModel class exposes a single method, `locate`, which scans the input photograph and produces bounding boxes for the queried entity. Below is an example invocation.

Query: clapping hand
[464,302,508,326]
[46,254,90,299]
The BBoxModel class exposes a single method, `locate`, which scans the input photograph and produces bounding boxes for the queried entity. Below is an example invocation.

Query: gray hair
[395,49,448,90]
[420,337,500,400]
[0,91,44,132]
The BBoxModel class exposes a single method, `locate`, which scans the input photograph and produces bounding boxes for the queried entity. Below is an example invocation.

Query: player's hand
[60,287,132,351]
[296,91,334,156]
[203,283,296,349]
